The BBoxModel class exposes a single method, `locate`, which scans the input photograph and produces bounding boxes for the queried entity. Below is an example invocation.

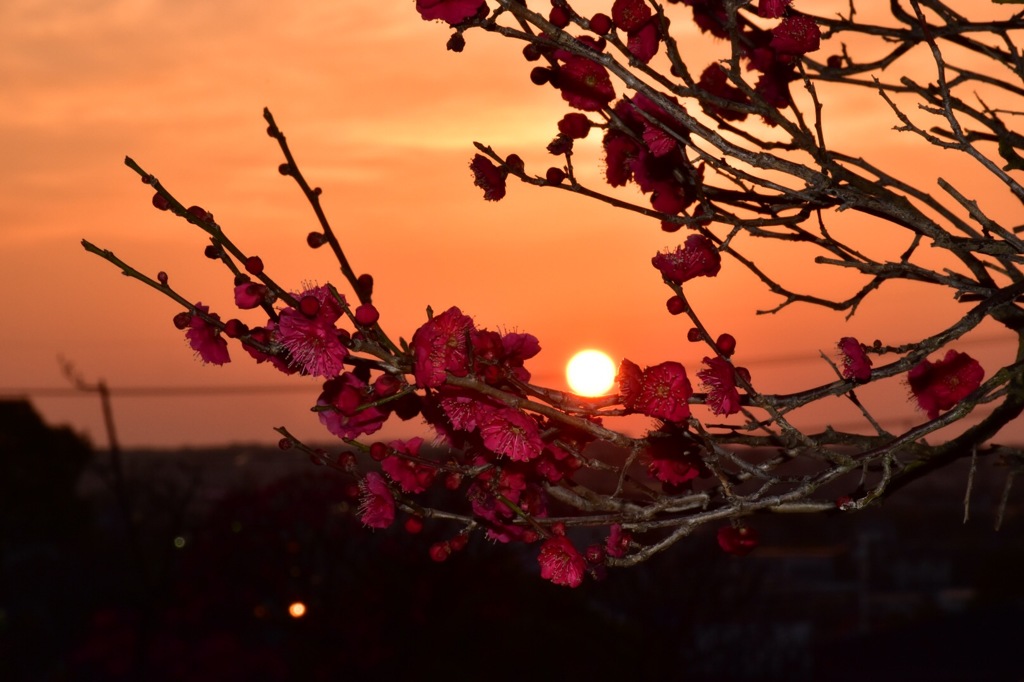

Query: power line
[0,384,318,399]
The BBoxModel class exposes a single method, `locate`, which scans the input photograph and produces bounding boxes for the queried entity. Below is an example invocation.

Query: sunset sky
[2,1,1020,449]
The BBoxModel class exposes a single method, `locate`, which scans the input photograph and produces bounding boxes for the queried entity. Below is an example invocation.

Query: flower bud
[357,273,374,298]
[545,167,566,184]
[549,6,570,28]
[716,333,737,356]
[666,295,686,315]
[446,32,466,52]
[187,205,210,221]
[244,256,264,275]
[589,13,612,34]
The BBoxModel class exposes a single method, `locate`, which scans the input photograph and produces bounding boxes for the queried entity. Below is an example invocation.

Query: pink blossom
[381,437,436,494]
[439,394,493,432]
[358,472,395,529]
[233,282,267,310]
[469,154,507,201]
[534,444,579,483]
[770,15,820,55]
[717,525,758,556]
[757,0,790,18]
[652,234,721,284]
[626,94,690,159]
[411,306,476,387]
[501,331,541,364]
[617,358,644,409]
[698,64,749,122]
[648,451,700,485]
[553,46,616,112]
[908,350,984,419]
[241,326,294,374]
[185,303,230,365]
[606,524,631,558]
[274,285,348,378]
[603,131,640,187]
[612,0,651,32]
[415,0,487,25]
[467,465,541,543]
[839,337,872,382]
[467,328,540,384]
[632,361,693,423]
[755,67,793,109]
[698,356,746,416]
[626,19,660,64]
[478,407,544,461]
[538,536,586,588]
[679,0,729,38]
[317,373,388,439]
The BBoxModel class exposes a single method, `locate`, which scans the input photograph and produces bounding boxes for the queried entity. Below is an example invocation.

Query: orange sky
[2,1,1020,448]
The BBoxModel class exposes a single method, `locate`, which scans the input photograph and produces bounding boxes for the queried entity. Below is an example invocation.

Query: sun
[566,349,617,397]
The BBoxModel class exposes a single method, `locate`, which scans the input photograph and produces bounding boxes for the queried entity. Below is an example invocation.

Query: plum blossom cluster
[86,0,1023,587]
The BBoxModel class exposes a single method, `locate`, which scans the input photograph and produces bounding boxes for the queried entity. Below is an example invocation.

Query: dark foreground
[2,400,1022,681]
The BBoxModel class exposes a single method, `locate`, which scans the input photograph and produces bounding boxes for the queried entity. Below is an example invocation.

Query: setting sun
[566,349,617,397]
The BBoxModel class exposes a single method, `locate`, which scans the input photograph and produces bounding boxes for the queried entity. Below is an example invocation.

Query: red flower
[538,536,586,588]
[626,19,660,64]
[717,525,758,556]
[557,113,592,139]
[439,394,491,432]
[274,284,348,378]
[648,450,701,485]
[838,337,872,382]
[754,67,793,109]
[698,356,747,416]
[770,15,820,55]
[358,472,395,529]
[469,154,507,201]
[698,64,750,122]
[467,465,545,543]
[679,0,729,38]
[605,524,631,558]
[469,328,541,384]
[612,0,651,32]
[317,373,388,439]
[415,0,487,25]
[757,0,790,18]
[908,350,984,419]
[478,407,544,461]
[617,358,644,408]
[233,282,267,310]
[411,306,476,387]
[240,326,293,374]
[652,234,721,284]
[381,437,436,494]
[632,361,693,423]
[603,130,641,187]
[553,48,616,112]
[185,303,230,365]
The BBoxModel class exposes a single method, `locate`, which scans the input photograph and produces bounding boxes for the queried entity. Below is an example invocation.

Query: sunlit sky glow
[1,1,1019,448]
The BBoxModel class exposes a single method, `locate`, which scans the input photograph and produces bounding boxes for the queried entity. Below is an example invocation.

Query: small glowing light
[173,536,186,549]
[288,601,307,619]
[566,349,617,397]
